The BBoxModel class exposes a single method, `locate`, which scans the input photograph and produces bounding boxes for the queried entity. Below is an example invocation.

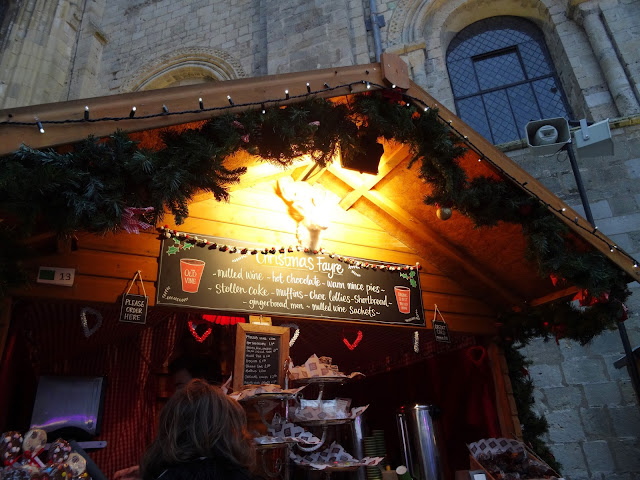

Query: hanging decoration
[121,206,155,234]
[80,307,103,338]
[188,320,212,343]
[413,331,420,353]
[342,328,363,351]
[465,345,487,366]
[280,323,301,347]
[435,205,452,221]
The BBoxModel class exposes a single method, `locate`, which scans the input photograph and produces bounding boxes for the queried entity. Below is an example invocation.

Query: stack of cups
[363,436,381,480]
[373,430,387,467]
[363,430,387,480]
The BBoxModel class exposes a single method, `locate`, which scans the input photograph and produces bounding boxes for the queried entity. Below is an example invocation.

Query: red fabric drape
[0,302,179,479]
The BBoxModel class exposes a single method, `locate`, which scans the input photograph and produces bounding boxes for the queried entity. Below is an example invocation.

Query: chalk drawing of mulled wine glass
[394,286,411,314]
[180,259,206,293]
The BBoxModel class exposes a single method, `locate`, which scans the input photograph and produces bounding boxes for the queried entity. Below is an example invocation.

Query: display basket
[468,438,562,480]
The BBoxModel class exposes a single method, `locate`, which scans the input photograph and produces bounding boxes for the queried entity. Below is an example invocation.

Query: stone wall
[510,121,640,479]
[0,0,379,104]
[0,0,82,108]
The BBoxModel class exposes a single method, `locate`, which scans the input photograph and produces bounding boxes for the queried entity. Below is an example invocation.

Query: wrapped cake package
[292,401,368,422]
[288,354,364,380]
[290,441,383,470]
[266,419,322,445]
[468,438,563,480]
[229,384,306,402]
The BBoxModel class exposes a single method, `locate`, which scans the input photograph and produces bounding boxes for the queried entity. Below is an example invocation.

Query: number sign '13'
[37,266,76,287]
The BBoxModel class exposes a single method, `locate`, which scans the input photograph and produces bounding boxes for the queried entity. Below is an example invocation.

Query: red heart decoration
[466,345,487,366]
[342,330,363,350]
[188,321,212,343]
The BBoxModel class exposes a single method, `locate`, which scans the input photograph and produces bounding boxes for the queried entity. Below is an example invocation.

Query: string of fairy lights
[2,78,638,273]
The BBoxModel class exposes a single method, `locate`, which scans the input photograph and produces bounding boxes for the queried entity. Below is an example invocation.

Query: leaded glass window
[446,16,570,145]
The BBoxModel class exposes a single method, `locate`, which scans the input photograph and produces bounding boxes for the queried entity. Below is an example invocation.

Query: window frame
[446,16,572,145]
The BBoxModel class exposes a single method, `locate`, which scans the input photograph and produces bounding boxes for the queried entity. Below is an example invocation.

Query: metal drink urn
[350,414,367,480]
[396,404,444,480]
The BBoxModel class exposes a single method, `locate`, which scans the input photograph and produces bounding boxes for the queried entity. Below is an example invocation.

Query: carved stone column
[576,2,640,116]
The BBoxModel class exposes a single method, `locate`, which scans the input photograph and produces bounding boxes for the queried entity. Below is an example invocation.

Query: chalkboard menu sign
[233,323,290,390]
[157,233,425,326]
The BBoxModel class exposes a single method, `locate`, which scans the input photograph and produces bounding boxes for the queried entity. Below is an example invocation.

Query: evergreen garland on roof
[0,91,632,344]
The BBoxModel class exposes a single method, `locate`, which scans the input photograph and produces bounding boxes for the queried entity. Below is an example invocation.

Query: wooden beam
[296,163,324,184]
[13,274,156,305]
[422,292,495,316]
[184,202,408,249]
[488,343,522,439]
[381,52,410,90]
[529,286,580,307]
[355,191,519,307]
[322,160,522,306]
[338,143,410,210]
[0,62,391,155]
[22,250,159,281]
[76,231,161,257]
[405,79,640,283]
[322,158,523,307]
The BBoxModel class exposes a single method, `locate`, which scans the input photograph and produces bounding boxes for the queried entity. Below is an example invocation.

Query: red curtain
[0,301,179,478]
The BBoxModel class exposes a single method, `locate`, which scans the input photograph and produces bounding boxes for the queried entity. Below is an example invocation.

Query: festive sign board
[157,233,425,326]
[233,323,290,390]
[119,294,148,324]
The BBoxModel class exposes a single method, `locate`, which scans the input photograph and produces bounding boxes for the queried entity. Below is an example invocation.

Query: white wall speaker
[525,117,571,156]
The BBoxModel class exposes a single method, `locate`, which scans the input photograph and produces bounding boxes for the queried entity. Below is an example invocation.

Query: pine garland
[0,90,631,343]
[504,344,562,473]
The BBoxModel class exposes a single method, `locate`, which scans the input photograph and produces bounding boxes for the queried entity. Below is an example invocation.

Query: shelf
[290,377,349,386]
[238,392,299,402]
[255,440,296,451]
[293,418,353,427]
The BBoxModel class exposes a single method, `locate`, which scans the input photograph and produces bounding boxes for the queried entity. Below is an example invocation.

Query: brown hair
[140,379,254,479]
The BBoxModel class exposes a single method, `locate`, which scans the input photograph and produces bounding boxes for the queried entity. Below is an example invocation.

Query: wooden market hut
[0,54,635,477]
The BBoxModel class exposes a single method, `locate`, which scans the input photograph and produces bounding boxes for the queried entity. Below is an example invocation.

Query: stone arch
[387,0,594,116]
[122,47,246,92]
[387,0,558,48]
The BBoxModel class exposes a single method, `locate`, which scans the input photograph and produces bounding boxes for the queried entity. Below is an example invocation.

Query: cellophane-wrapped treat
[469,438,562,480]
[290,441,383,470]
[0,430,90,480]
[1,432,24,466]
[287,355,364,380]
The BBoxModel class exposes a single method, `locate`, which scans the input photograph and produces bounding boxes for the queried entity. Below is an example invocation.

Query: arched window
[446,16,570,145]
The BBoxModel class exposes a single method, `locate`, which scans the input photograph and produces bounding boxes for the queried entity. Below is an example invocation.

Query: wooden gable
[1,54,636,337]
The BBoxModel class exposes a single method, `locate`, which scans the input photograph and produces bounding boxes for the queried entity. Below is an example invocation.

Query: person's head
[140,380,254,479]
[168,355,223,391]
